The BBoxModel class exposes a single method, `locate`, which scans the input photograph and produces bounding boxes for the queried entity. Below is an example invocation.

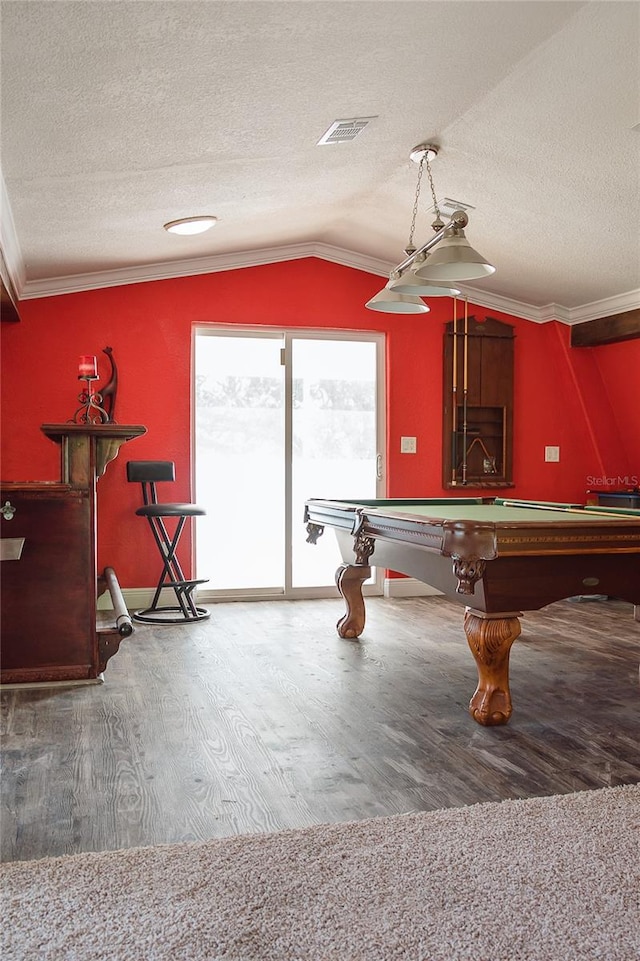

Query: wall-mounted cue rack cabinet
[442,315,514,489]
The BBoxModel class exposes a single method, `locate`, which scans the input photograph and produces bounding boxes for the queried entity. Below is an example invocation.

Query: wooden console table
[0,423,146,685]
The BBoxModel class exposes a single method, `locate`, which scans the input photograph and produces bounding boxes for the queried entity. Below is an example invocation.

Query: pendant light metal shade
[414,229,495,282]
[365,283,430,313]
[389,258,462,297]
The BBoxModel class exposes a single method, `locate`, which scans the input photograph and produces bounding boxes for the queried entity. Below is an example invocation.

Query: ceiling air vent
[317,117,377,146]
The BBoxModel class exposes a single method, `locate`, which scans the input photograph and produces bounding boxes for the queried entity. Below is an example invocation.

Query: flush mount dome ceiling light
[163,216,218,235]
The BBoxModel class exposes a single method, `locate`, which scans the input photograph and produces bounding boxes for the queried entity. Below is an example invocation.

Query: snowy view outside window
[194,333,382,592]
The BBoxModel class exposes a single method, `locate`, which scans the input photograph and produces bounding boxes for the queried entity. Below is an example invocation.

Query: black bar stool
[126,461,210,623]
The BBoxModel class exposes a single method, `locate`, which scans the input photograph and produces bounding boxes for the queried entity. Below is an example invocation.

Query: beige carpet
[2,784,638,961]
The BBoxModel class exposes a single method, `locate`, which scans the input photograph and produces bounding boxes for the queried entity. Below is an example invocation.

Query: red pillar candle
[78,355,98,379]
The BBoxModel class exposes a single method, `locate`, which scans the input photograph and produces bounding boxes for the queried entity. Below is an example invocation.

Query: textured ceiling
[1,0,639,316]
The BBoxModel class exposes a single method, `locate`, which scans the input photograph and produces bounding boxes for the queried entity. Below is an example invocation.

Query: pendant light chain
[406,154,426,253]
[425,153,443,230]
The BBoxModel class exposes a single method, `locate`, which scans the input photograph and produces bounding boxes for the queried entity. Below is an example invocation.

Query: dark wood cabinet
[1,424,145,685]
[442,316,514,489]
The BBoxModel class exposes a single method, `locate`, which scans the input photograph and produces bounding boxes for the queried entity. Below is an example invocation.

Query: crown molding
[14,241,557,324]
[445,287,640,325]
[556,289,640,325]
[18,243,323,299]
[530,302,572,324]
[0,171,25,295]
[451,285,564,324]
[11,230,640,329]
[306,243,392,278]
[18,241,393,300]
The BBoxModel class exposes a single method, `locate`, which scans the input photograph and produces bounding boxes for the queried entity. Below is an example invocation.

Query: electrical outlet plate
[401,436,417,454]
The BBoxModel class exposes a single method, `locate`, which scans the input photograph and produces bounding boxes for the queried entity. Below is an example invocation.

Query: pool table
[588,490,640,509]
[303,497,640,727]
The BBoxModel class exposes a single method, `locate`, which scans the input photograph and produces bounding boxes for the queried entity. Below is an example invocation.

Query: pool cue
[451,298,458,485]
[461,299,469,485]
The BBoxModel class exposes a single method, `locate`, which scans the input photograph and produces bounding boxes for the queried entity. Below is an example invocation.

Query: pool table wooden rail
[304,498,640,596]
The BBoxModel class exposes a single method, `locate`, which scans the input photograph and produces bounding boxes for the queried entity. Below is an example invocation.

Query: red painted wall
[576,337,640,490]
[1,258,637,586]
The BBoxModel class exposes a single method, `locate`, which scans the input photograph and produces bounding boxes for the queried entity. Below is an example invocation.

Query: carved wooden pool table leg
[335,564,371,638]
[464,608,522,726]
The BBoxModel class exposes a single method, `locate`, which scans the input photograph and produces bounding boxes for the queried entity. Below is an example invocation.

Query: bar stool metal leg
[133,511,210,623]
[127,460,210,624]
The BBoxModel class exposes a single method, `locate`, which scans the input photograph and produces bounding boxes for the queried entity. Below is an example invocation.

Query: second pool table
[304,497,640,727]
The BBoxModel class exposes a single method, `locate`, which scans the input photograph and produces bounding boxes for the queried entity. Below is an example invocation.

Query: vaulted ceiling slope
[1,1,639,322]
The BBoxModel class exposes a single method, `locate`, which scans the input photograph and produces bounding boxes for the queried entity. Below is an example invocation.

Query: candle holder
[71,375,109,424]
[69,350,118,424]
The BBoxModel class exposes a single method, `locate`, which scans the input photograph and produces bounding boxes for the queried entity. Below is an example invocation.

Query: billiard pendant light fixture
[365,275,431,313]
[365,143,495,313]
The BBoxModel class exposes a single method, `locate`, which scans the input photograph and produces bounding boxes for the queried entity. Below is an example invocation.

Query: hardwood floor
[1,595,639,862]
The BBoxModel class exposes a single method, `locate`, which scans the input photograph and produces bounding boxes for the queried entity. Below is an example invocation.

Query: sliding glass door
[194,327,384,598]
[194,332,284,591]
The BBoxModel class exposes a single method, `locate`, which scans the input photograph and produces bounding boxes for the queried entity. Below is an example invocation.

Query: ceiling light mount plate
[410,143,438,164]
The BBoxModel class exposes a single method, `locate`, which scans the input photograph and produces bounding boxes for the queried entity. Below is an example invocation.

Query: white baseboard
[98,588,161,611]
[101,580,442,611]
[383,578,442,598]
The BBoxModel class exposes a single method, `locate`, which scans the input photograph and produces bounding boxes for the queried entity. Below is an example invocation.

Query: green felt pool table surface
[331,497,637,524]
[358,503,594,523]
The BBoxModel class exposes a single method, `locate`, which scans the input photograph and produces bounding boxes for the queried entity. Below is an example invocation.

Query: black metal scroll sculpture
[100,346,118,423]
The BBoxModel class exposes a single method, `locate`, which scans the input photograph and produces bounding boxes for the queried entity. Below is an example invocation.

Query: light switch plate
[545,446,560,462]
[401,436,417,454]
